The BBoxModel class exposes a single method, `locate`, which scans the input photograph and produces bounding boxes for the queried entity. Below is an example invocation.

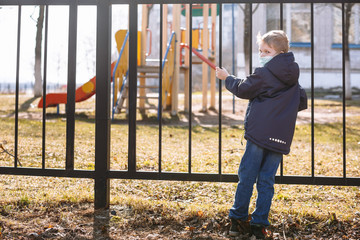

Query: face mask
[259,56,273,67]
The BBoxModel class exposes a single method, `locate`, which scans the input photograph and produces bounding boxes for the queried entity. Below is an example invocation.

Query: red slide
[38,62,116,108]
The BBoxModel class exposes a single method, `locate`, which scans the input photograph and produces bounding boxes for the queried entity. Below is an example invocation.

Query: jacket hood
[265,52,299,86]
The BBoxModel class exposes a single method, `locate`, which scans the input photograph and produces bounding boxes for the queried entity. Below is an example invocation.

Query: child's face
[258,41,278,58]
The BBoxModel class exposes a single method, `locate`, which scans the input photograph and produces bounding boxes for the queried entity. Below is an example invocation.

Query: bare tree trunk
[34,5,44,97]
[344,3,352,100]
[243,4,251,76]
[239,4,259,76]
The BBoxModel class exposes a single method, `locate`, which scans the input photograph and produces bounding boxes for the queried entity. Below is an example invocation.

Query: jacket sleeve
[298,85,308,111]
[224,68,264,100]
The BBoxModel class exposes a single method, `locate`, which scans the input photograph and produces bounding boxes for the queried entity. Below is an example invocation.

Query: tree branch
[238,3,245,12]
[253,4,260,14]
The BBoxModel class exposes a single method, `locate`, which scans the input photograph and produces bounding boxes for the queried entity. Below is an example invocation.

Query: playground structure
[38,4,219,116]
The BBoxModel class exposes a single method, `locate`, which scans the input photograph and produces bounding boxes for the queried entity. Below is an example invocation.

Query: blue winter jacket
[225,52,307,154]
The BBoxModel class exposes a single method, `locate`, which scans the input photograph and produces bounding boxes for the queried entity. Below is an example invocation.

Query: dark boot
[250,224,269,239]
[229,218,251,236]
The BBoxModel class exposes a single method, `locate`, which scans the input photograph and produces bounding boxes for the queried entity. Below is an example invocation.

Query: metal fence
[0,0,359,209]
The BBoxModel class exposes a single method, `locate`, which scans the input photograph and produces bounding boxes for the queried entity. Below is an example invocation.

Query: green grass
[0,94,360,228]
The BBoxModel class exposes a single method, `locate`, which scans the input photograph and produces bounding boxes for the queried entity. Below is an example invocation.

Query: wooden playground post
[202,4,209,112]
[162,5,168,59]
[210,4,217,110]
[171,4,181,115]
[184,4,190,112]
[139,4,148,110]
[162,4,168,109]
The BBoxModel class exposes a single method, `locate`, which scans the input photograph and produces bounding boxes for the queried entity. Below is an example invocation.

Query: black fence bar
[128,2,137,174]
[278,3,283,180]
[42,5,49,169]
[1,166,360,187]
[109,171,238,182]
[188,3,192,174]
[159,4,163,174]
[0,167,95,178]
[280,3,283,30]
[94,0,111,209]
[249,3,252,73]
[218,3,222,178]
[2,0,360,5]
[66,1,77,170]
[279,3,284,183]
[14,6,21,168]
[311,3,315,179]
[278,176,360,186]
[111,0,359,3]
[341,3,347,180]
[231,4,235,115]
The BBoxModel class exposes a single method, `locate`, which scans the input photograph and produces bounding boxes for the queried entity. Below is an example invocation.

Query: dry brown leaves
[0,201,360,239]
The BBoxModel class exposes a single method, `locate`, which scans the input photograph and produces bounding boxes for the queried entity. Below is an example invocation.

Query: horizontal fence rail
[0,0,359,209]
[1,0,359,5]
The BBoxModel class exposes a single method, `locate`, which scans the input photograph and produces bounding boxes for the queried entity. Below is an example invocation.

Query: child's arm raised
[215,67,229,80]
[216,66,265,100]
[223,69,264,100]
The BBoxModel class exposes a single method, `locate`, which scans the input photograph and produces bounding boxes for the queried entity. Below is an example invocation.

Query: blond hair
[257,30,289,53]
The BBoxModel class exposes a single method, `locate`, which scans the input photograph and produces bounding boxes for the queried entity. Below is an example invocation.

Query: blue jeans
[229,140,282,226]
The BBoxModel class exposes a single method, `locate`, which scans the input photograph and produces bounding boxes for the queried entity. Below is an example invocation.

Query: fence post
[66,0,77,170]
[128,2,137,174]
[95,0,111,209]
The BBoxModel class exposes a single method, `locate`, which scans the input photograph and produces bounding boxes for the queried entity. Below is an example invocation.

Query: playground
[34,4,220,119]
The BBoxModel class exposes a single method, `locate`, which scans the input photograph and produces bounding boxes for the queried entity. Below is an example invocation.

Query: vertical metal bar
[66,1,77,170]
[14,6,21,168]
[279,3,284,181]
[311,3,315,178]
[42,5,49,169]
[128,2,137,174]
[219,3,223,178]
[188,3,192,174]
[159,4,163,174]
[231,4,235,114]
[95,0,111,209]
[280,3,283,30]
[249,3,252,73]
[341,3,347,180]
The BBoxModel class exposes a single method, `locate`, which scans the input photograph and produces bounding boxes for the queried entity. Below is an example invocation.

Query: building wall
[232,4,360,89]
[145,4,359,90]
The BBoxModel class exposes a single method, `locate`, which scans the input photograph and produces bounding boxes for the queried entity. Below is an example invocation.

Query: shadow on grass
[5,97,40,118]
[93,209,110,239]
[20,97,40,112]
[181,109,244,128]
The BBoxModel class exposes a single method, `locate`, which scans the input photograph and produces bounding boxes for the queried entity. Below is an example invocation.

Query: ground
[1,200,360,239]
[1,92,360,239]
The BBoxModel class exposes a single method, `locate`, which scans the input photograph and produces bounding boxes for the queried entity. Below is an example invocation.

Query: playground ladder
[113,31,175,117]
[115,64,161,114]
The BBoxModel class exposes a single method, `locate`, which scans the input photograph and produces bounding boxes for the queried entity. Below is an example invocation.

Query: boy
[216,30,307,239]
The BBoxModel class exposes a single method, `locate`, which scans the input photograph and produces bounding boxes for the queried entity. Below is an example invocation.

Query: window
[266,4,311,46]
[286,4,311,43]
[266,4,281,31]
[333,3,360,46]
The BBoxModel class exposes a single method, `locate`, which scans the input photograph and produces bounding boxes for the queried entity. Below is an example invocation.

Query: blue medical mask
[259,56,273,67]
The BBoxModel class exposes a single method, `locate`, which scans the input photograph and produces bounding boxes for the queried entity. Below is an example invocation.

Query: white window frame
[286,4,311,43]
